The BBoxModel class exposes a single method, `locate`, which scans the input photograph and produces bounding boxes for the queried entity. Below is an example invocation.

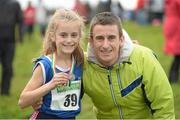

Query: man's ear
[120,35,125,47]
[88,36,94,48]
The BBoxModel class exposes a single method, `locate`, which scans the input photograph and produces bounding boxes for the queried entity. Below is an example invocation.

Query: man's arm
[142,48,175,119]
[32,98,43,111]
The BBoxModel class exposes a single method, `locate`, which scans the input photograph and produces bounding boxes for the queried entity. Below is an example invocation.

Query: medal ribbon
[51,49,75,86]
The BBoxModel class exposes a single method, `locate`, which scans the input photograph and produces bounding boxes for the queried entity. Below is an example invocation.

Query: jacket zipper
[116,67,124,119]
[116,68,123,91]
[108,68,123,120]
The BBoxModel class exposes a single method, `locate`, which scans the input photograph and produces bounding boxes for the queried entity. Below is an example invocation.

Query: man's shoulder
[131,45,155,58]
[130,44,157,60]
[132,44,154,55]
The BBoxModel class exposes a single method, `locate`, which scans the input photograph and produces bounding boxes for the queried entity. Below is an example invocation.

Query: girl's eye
[59,33,68,38]
[71,33,78,38]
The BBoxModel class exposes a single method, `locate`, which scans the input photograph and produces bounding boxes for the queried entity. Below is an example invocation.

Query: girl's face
[53,20,81,56]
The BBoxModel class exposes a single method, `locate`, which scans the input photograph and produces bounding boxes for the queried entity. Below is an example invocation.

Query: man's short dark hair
[90,12,123,38]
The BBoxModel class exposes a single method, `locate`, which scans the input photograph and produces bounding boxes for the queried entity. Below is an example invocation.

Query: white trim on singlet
[39,62,46,84]
[45,56,70,73]
[33,62,46,84]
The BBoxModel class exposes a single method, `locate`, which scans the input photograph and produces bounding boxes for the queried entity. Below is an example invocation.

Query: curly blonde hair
[42,9,85,66]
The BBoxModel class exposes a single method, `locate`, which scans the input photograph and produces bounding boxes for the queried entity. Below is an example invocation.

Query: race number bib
[50,80,81,111]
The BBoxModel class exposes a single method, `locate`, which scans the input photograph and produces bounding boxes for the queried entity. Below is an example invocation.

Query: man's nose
[102,39,109,48]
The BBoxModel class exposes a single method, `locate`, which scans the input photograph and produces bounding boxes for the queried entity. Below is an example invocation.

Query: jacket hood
[87,29,134,65]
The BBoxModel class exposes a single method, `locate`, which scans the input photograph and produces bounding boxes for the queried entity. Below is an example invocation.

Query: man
[0,0,23,95]
[83,12,175,119]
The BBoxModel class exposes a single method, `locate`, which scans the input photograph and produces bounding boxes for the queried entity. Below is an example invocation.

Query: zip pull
[107,66,113,85]
[107,75,112,85]
[107,66,113,70]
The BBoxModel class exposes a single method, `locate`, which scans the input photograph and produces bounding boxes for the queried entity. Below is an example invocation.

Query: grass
[0,21,179,119]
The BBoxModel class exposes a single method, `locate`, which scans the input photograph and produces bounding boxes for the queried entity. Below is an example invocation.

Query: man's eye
[108,36,116,41]
[95,36,104,41]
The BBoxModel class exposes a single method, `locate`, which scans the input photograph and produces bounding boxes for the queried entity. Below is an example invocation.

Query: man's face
[90,24,124,66]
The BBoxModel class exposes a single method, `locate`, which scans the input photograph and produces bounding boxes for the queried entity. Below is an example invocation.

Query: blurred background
[0,0,180,119]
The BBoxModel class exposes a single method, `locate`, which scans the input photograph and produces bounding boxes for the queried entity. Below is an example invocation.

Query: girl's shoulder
[33,55,54,83]
[35,54,51,61]
[33,55,52,67]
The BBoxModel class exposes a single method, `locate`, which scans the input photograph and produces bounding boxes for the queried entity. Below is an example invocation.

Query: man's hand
[132,40,139,44]
[32,98,43,111]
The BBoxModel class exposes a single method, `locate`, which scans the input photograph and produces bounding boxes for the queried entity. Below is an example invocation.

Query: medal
[69,57,75,87]
[52,50,75,87]
[69,73,75,80]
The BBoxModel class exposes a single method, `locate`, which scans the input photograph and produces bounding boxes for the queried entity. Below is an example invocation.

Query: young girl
[18,9,84,119]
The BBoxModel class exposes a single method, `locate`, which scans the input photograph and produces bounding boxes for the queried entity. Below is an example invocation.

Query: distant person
[86,0,98,23]
[163,0,180,83]
[18,9,84,119]
[96,0,111,13]
[73,0,88,23]
[148,0,164,25]
[0,0,23,95]
[135,0,149,25]
[36,0,48,38]
[23,1,36,40]
[111,0,124,21]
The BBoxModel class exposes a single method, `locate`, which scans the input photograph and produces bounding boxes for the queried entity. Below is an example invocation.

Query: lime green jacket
[83,31,175,119]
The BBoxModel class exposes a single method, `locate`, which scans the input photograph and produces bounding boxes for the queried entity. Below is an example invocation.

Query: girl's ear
[49,32,55,42]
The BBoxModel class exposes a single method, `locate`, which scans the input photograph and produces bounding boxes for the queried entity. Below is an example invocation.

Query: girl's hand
[49,72,70,89]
